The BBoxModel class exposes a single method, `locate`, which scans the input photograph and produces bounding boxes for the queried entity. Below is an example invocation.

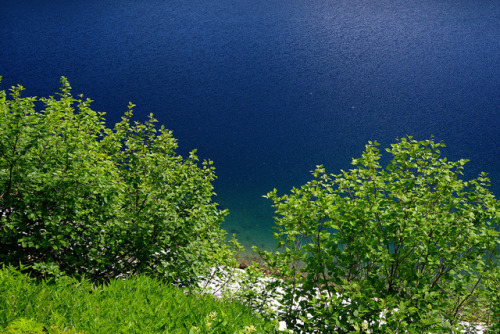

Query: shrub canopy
[0,77,235,284]
[258,137,499,333]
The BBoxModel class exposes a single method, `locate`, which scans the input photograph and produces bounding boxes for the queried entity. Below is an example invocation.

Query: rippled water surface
[1,0,499,252]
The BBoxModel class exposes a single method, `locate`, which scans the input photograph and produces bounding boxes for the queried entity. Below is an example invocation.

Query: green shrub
[0,77,237,284]
[481,264,500,333]
[0,266,278,333]
[256,137,499,333]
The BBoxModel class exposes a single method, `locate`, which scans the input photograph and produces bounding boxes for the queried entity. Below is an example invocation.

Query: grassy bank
[0,266,278,334]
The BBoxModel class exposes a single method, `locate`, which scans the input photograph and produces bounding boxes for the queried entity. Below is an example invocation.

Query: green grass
[0,266,278,333]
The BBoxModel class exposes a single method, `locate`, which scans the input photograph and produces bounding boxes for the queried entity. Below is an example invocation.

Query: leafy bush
[256,137,499,333]
[0,266,278,333]
[481,264,500,333]
[0,77,237,284]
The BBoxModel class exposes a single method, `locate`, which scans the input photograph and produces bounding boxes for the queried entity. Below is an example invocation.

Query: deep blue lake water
[1,0,499,253]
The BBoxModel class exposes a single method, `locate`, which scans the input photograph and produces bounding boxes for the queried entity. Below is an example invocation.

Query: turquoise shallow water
[217,184,277,254]
[1,0,499,252]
